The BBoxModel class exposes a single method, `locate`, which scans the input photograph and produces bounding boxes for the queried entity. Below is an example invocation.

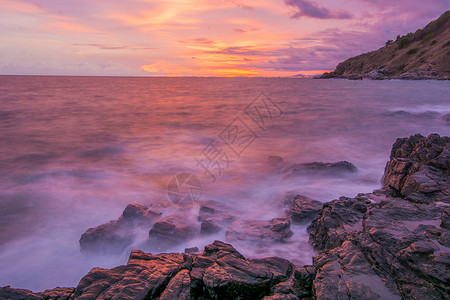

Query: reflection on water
[0,75,449,291]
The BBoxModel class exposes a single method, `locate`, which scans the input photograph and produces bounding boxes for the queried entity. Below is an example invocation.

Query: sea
[0,75,448,291]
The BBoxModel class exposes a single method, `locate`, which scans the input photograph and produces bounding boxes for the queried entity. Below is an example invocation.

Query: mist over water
[0,76,449,291]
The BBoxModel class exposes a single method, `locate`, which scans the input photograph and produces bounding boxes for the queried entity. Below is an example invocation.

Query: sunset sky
[0,0,448,77]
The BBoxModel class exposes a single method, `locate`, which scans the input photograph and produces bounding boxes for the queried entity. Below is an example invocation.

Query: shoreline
[1,133,448,299]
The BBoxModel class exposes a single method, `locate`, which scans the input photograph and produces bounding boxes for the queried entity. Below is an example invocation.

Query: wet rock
[79,203,162,254]
[226,218,293,244]
[198,200,236,226]
[441,208,450,229]
[159,269,191,300]
[383,134,450,203]
[149,219,197,247]
[0,286,75,300]
[79,221,133,254]
[184,247,200,254]
[201,219,222,234]
[283,161,357,177]
[73,241,294,300]
[308,134,450,300]
[280,193,323,224]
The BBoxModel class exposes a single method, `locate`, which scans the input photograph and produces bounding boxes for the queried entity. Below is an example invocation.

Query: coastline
[1,133,448,299]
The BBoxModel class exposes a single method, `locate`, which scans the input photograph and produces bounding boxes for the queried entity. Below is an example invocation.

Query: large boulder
[79,204,162,254]
[283,161,357,177]
[383,133,449,203]
[308,134,450,299]
[280,193,323,224]
[226,218,293,244]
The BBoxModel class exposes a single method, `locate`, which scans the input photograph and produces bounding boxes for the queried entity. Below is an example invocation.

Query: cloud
[73,44,156,51]
[285,0,352,19]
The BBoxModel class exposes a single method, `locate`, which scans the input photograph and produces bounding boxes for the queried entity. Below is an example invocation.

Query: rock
[0,286,75,300]
[0,286,44,300]
[74,241,294,300]
[79,203,162,254]
[159,269,191,300]
[198,200,236,226]
[226,218,293,244]
[442,208,450,229]
[364,69,389,80]
[283,161,357,177]
[79,221,133,254]
[308,134,450,300]
[200,219,222,234]
[383,134,450,203]
[149,219,197,247]
[280,193,323,224]
[184,247,200,254]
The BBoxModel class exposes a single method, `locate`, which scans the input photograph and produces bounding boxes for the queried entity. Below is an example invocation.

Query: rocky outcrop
[320,11,450,80]
[1,134,449,299]
[1,241,294,300]
[226,218,293,244]
[307,133,450,299]
[283,161,357,177]
[279,193,323,224]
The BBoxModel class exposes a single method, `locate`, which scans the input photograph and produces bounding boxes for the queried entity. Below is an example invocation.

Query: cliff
[321,11,450,80]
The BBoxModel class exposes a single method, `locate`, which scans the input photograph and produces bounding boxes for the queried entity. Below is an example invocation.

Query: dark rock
[0,286,75,300]
[79,203,161,254]
[283,161,357,177]
[364,69,389,80]
[201,219,222,234]
[442,208,450,229]
[308,134,450,300]
[159,269,191,300]
[0,286,44,300]
[383,134,450,203]
[184,247,200,254]
[72,241,294,300]
[149,220,196,246]
[226,218,293,244]
[79,221,133,254]
[280,193,323,224]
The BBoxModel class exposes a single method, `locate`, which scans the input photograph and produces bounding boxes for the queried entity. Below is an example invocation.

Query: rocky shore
[320,11,450,80]
[1,133,449,299]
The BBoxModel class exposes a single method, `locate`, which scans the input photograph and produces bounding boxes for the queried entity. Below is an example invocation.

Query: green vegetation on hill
[321,10,450,79]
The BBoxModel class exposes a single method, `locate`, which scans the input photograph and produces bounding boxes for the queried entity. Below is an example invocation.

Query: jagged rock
[185,247,200,254]
[198,200,236,226]
[79,203,162,254]
[364,69,389,80]
[0,286,75,300]
[280,193,323,224]
[383,133,450,203]
[308,134,450,300]
[149,219,197,247]
[159,269,191,300]
[226,218,293,244]
[79,221,133,254]
[201,219,222,234]
[283,161,357,177]
[63,241,295,300]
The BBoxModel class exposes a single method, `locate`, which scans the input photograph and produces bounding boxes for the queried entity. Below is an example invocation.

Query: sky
[0,0,448,77]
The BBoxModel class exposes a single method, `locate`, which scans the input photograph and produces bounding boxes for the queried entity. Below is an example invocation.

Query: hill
[321,10,450,80]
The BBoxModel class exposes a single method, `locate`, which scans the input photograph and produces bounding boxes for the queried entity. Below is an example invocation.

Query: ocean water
[0,75,448,291]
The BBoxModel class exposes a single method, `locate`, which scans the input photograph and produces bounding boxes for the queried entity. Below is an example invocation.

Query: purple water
[0,75,448,291]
